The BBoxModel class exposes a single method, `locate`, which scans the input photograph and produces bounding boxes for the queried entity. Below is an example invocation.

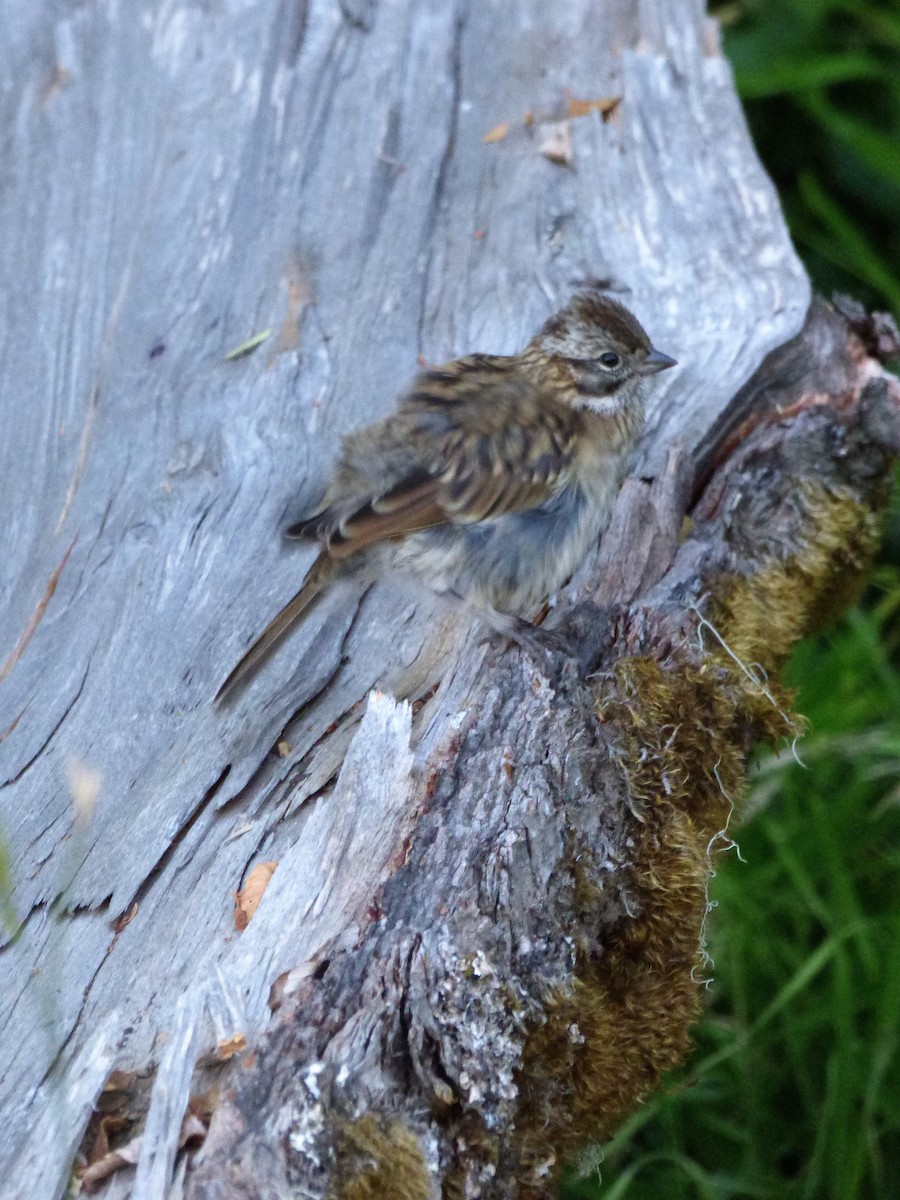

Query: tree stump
[0,2,897,1198]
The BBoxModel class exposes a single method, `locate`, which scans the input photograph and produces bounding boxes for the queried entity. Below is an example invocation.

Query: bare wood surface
[3,1,893,1197]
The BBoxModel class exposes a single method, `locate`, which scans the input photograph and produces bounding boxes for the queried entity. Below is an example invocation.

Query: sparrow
[215,291,675,701]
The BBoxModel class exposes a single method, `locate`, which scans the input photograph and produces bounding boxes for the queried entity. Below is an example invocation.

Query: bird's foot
[507,621,575,659]
[465,599,578,679]
[498,616,580,685]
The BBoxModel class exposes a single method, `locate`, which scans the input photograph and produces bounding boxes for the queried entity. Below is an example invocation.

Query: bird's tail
[214,552,337,704]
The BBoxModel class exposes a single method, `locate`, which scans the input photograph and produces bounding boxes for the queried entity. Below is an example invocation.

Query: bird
[215,291,675,702]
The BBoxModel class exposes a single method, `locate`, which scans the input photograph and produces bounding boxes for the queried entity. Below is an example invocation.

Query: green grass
[714,0,900,314]
[561,6,900,1195]
[563,566,900,1199]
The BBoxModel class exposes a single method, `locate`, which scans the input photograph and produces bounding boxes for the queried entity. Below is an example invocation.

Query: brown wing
[290,356,580,559]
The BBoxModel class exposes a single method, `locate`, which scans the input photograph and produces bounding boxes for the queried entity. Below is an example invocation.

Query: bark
[0,2,897,1199]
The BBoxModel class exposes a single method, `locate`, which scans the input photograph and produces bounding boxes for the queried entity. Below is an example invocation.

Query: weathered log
[0,1,897,1198]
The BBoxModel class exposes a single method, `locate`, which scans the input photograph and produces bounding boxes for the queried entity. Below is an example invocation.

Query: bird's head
[529,292,676,415]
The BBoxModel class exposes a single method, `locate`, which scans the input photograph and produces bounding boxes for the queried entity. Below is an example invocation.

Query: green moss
[511,651,795,1195]
[509,484,892,1191]
[717,484,882,669]
[332,1115,432,1200]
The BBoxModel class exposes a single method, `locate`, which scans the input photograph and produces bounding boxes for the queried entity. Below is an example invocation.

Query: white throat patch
[578,394,623,416]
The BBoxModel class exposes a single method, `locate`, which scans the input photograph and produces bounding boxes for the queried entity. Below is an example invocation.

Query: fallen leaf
[482,122,509,144]
[565,94,621,120]
[276,740,293,758]
[217,1032,248,1061]
[113,902,138,933]
[224,329,271,361]
[523,110,535,127]
[87,1115,130,1165]
[233,861,278,930]
[538,121,574,166]
[79,1108,207,1191]
[188,1090,218,1122]
[80,1132,142,1190]
[103,1070,136,1094]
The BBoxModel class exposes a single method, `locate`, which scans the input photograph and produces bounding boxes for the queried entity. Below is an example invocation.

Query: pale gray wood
[5,1010,122,1200]
[211,690,416,1032]
[0,0,831,1195]
[131,986,207,1200]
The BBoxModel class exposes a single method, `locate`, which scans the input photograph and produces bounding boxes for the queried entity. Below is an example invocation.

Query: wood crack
[0,663,89,790]
[416,2,466,357]
[114,765,233,923]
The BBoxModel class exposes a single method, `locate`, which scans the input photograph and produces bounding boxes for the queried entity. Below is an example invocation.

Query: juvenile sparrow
[216,292,675,701]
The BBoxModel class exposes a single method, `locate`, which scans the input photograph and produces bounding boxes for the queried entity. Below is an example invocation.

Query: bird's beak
[639,348,678,375]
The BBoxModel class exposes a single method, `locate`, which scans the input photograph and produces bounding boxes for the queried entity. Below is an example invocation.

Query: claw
[503,618,579,673]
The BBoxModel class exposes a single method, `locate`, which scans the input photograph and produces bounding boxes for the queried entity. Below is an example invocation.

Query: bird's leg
[458,596,578,663]
[496,613,578,660]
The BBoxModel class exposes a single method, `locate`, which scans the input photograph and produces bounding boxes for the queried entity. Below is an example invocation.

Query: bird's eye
[599,352,620,369]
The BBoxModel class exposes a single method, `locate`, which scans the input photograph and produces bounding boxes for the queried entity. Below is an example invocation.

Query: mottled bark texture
[0,1,897,1199]
[184,304,899,1200]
